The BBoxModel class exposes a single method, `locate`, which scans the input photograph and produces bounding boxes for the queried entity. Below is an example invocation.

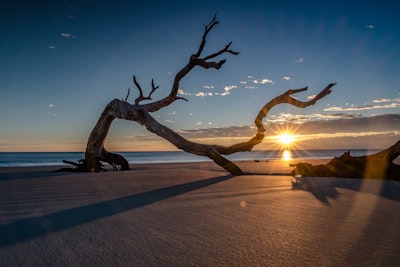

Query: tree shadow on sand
[0,175,233,247]
[292,176,400,205]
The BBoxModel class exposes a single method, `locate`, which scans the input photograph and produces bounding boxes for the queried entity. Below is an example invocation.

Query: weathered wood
[67,16,335,175]
[291,141,400,180]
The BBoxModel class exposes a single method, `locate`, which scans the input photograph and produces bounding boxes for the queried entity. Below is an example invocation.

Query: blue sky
[1,0,399,152]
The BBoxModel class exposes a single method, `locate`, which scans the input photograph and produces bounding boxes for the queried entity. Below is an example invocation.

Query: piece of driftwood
[291,141,400,180]
[61,16,334,174]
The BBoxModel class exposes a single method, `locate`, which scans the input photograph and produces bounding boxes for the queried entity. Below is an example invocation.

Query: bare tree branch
[194,14,218,58]
[124,88,130,102]
[74,16,337,175]
[142,16,238,112]
[133,76,160,105]
[203,41,239,61]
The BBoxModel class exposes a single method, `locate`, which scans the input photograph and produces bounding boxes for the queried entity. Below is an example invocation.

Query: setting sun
[278,134,295,145]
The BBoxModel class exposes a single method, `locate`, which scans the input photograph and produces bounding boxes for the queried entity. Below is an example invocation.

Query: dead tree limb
[291,141,400,180]
[65,16,335,174]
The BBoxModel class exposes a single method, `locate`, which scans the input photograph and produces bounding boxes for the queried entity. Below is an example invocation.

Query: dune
[1,160,399,266]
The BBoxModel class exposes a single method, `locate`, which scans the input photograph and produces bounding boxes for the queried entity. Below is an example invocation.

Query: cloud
[283,76,291,81]
[297,58,304,63]
[372,98,391,103]
[60,33,76,39]
[178,89,191,96]
[224,85,237,92]
[266,112,363,124]
[366,24,375,29]
[324,102,400,111]
[110,114,400,150]
[260,79,273,84]
[192,85,237,97]
[191,114,399,141]
[195,92,206,97]
[48,45,56,49]
[48,104,54,108]
[203,85,214,89]
[240,81,247,84]
[324,97,400,111]
[252,79,273,85]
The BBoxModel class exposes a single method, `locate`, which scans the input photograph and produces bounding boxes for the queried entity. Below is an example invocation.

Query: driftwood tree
[291,141,400,180]
[67,16,336,175]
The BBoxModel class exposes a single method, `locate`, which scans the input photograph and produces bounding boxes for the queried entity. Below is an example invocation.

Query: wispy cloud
[48,45,56,49]
[178,89,191,96]
[325,102,400,111]
[283,76,291,81]
[224,85,237,92]
[60,33,76,39]
[366,24,375,29]
[251,79,273,85]
[297,58,304,63]
[372,98,391,103]
[191,85,237,97]
[195,92,206,97]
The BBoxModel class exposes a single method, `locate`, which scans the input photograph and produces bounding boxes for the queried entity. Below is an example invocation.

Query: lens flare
[278,134,295,145]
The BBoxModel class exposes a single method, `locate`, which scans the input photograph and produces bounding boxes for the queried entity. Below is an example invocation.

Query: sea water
[0,150,381,167]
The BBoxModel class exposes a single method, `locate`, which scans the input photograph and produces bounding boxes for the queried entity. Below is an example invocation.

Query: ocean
[0,149,381,167]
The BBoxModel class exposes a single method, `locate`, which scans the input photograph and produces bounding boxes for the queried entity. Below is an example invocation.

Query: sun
[277,133,295,145]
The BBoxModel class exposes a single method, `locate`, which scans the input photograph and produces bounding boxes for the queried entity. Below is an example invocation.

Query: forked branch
[194,15,219,58]
[133,76,159,105]
[142,16,239,112]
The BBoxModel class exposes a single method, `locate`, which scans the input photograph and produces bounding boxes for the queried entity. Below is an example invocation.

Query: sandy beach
[1,160,400,266]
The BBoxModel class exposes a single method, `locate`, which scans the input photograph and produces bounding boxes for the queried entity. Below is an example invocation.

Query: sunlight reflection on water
[282,150,292,161]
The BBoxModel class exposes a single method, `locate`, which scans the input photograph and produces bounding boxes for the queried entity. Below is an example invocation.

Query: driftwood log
[61,16,335,175]
[291,141,400,180]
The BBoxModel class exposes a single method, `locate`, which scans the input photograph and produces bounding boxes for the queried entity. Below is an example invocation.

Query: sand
[1,160,400,266]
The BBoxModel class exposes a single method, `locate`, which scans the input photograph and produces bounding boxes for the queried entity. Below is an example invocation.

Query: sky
[1,0,399,152]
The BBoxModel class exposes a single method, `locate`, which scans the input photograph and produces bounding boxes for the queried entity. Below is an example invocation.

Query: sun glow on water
[282,149,293,161]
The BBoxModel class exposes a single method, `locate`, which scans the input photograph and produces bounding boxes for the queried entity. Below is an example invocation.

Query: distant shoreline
[0,149,381,168]
[0,159,332,180]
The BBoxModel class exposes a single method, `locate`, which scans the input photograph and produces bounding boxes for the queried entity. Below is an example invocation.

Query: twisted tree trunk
[65,16,336,175]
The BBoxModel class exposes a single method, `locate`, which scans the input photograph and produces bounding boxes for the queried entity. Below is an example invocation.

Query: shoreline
[0,159,331,179]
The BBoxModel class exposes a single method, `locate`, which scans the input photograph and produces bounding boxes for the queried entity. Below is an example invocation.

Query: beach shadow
[293,176,400,204]
[0,174,233,247]
[0,169,77,181]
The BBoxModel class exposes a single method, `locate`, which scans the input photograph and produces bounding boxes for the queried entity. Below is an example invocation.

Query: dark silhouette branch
[133,76,160,105]
[142,16,239,112]
[291,141,400,180]
[124,88,130,102]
